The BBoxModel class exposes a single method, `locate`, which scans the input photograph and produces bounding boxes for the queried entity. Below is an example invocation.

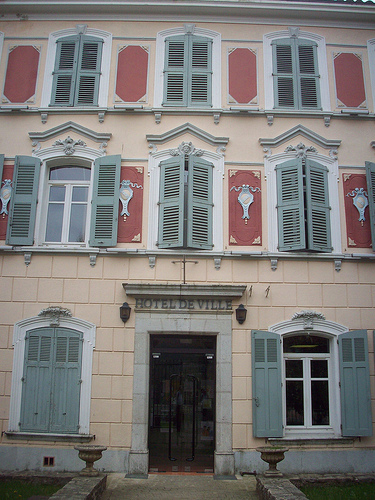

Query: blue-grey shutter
[251,330,283,437]
[0,154,4,185]
[365,161,375,250]
[272,38,296,108]
[339,330,372,437]
[89,154,121,247]
[76,36,103,106]
[6,156,40,246]
[296,39,320,109]
[51,35,80,106]
[189,36,212,106]
[187,156,213,249]
[164,36,187,105]
[158,156,184,248]
[20,329,53,432]
[305,159,332,252]
[276,158,305,251]
[51,328,82,433]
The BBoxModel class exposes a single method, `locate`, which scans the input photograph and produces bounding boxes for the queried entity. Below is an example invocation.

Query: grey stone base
[127,450,149,476]
[214,451,235,477]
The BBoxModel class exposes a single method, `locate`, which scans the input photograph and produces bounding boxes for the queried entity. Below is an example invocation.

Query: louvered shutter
[187,156,213,249]
[276,158,305,251]
[297,39,320,109]
[189,37,212,106]
[158,156,184,248]
[6,156,40,246]
[0,154,4,185]
[272,39,296,108]
[20,329,53,432]
[89,155,121,247]
[365,161,375,250]
[51,35,80,106]
[251,330,283,437]
[76,36,103,106]
[164,36,187,105]
[339,330,372,437]
[305,159,332,252]
[51,328,82,433]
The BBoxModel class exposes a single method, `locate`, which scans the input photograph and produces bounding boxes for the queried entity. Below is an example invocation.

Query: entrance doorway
[149,335,216,473]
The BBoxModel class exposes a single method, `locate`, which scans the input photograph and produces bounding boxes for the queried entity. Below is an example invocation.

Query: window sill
[4,431,95,442]
[268,437,354,447]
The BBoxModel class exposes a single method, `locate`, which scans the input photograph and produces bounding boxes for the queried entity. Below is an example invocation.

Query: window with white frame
[264,29,330,112]
[154,25,221,109]
[41,27,112,108]
[8,314,96,436]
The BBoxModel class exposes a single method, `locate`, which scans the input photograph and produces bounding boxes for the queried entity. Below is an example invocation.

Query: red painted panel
[334,53,366,108]
[343,173,371,249]
[116,45,148,103]
[118,166,144,243]
[0,164,14,240]
[229,170,262,246]
[3,46,40,103]
[228,48,257,104]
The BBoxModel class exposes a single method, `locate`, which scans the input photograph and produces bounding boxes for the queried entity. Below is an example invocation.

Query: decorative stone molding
[291,310,326,329]
[53,136,87,156]
[284,142,317,159]
[169,142,204,157]
[213,113,220,125]
[154,112,161,124]
[0,179,12,216]
[267,114,274,126]
[324,116,331,127]
[259,124,341,152]
[38,306,73,326]
[24,253,31,266]
[214,258,221,270]
[270,258,278,271]
[89,254,97,267]
[334,259,342,272]
[148,255,156,268]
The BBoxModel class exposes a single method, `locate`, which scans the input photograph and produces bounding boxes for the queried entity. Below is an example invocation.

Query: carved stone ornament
[291,310,326,329]
[119,180,143,217]
[0,179,12,216]
[53,136,87,156]
[38,306,72,326]
[346,187,369,224]
[230,184,261,220]
[169,142,204,157]
[284,142,317,159]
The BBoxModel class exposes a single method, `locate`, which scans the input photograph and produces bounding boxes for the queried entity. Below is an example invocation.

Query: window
[6,154,121,247]
[9,314,96,436]
[272,37,320,110]
[276,157,332,252]
[366,161,375,250]
[163,34,212,107]
[158,155,213,249]
[51,34,103,106]
[252,327,372,439]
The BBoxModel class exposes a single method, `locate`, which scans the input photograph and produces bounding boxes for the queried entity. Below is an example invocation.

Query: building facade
[0,0,374,475]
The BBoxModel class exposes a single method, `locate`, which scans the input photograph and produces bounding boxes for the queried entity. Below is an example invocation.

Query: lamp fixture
[119,302,131,323]
[236,304,247,324]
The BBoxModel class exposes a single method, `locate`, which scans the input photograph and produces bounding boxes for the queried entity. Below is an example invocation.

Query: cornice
[124,283,247,299]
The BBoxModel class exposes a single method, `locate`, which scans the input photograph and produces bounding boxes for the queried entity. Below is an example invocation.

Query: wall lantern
[120,302,131,323]
[236,304,247,324]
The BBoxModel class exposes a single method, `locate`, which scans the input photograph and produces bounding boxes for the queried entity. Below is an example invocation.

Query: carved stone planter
[74,444,107,476]
[256,446,288,477]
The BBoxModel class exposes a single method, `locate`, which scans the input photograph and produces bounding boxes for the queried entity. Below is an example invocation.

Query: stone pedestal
[74,445,107,476]
[256,447,288,477]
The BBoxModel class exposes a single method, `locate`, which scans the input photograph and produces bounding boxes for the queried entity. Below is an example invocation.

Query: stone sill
[268,438,355,447]
[4,431,94,443]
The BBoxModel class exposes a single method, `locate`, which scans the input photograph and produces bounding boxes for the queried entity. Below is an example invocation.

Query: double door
[149,335,216,473]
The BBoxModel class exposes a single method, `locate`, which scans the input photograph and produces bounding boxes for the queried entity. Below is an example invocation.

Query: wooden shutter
[51,328,82,433]
[76,36,103,106]
[273,39,296,108]
[305,159,332,252]
[164,36,187,105]
[189,37,212,106]
[251,330,283,438]
[297,39,320,109]
[339,330,372,437]
[51,36,80,106]
[20,329,53,432]
[90,155,121,247]
[6,155,40,246]
[187,156,213,249]
[276,158,305,251]
[365,161,375,250]
[158,156,184,248]
[0,154,4,184]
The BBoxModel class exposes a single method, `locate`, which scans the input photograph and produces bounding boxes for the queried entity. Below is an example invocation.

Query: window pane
[286,380,304,426]
[312,380,329,425]
[45,204,64,241]
[49,166,91,181]
[311,360,328,378]
[72,186,88,202]
[286,359,303,378]
[49,185,66,202]
[68,204,87,242]
[283,335,329,353]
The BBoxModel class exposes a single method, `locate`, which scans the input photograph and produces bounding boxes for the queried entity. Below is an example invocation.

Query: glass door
[149,335,216,473]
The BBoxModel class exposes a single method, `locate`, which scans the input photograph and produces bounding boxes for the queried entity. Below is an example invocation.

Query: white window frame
[154,25,221,109]
[0,32,4,65]
[264,29,330,112]
[367,38,375,111]
[265,150,341,254]
[270,317,347,439]
[8,315,96,435]
[41,26,112,108]
[147,147,224,252]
